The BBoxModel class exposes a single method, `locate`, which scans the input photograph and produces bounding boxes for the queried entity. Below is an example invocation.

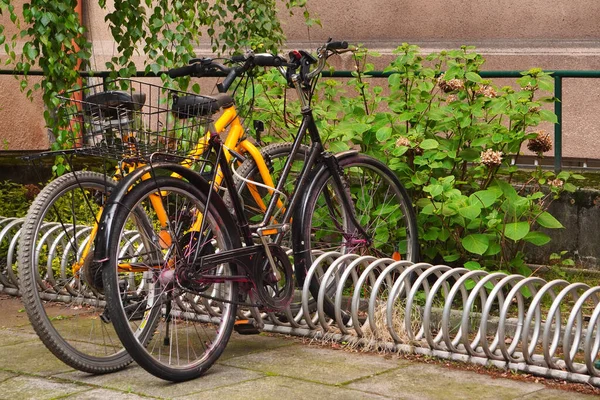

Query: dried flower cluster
[527,130,552,154]
[24,184,40,201]
[475,84,497,98]
[437,74,464,93]
[480,149,503,167]
[396,137,410,147]
[548,179,564,188]
[446,94,459,103]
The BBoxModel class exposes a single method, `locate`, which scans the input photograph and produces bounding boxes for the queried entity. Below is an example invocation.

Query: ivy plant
[0,0,312,149]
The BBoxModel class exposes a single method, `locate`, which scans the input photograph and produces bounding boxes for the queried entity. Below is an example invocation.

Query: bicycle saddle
[171,93,233,119]
[83,91,147,118]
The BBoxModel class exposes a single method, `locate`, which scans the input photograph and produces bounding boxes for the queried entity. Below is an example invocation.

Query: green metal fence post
[554,75,563,173]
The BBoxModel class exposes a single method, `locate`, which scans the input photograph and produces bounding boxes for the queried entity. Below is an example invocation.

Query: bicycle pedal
[233,320,261,335]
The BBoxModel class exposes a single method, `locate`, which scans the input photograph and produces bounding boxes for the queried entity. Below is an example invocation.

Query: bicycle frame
[209,91,368,251]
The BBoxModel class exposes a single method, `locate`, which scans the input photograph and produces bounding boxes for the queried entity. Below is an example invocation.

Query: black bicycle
[96,39,419,382]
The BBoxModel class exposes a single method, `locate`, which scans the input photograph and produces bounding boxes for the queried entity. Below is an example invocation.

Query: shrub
[244,43,582,274]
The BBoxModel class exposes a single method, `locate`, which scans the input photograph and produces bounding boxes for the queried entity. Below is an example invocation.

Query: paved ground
[0,296,598,400]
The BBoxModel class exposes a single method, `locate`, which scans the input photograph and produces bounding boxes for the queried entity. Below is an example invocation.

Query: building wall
[1,0,600,160]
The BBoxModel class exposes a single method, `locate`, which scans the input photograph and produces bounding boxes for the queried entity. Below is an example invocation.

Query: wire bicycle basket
[56,78,217,162]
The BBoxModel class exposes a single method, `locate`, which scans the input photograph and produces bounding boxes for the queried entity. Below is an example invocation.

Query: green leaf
[491,133,503,144]
[485,242,502,256]
[469,190,499,207]
[392,146,409,157]
[523,231,551,246]
[422,227,439,241]
[397,112,414,122]
[376,126,392,142]
[537,211,564,229]
[494,179,519,201]
[329,141,350,153]
[458,148,480,161]
[539,109,558,123]
[464,261,481,270]
[504,222,530,241]
[442,252,461,262]
[465,72,482,83]
[420,139,439,150]
[458,204,482,220]
[425,184,443,198]
[462,234,489,255]
[375,225,390,244]
[421,203,436,215]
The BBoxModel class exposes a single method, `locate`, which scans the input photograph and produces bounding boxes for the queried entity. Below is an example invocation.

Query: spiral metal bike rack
[2,216,600,387]
[257,252,600,387]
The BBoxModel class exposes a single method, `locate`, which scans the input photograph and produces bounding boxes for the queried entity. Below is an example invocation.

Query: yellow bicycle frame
[73,103,281,275]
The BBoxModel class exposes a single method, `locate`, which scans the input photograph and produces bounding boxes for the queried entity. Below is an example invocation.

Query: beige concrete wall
[282,0,600,41]
[1,0,600,160]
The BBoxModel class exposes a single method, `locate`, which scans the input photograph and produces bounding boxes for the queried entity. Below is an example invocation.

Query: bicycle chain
[176,281,262,308]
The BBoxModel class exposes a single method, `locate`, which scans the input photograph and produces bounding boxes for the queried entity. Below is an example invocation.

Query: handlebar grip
[326,41,348,50]
[253,53,283,67]
[231,54,246,63]
[217,68,238,93]
[167,64,200,78]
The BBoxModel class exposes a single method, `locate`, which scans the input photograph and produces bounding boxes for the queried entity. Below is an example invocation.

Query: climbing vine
[0,0,311,142]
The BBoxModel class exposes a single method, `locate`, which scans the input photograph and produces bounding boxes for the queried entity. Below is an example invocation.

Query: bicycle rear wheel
[296,154,419,318]
[17,170,132,373]
[102,175,240,382]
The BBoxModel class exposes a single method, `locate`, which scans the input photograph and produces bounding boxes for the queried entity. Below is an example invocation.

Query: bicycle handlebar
[325,41,348,51]
[167,64,202,79]
[166,39,352,93]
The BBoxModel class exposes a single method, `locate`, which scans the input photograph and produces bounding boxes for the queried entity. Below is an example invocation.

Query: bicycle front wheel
[17,170,131,373]
[102,176,241,382]
[301,153,418,260]
[297,154,419,318]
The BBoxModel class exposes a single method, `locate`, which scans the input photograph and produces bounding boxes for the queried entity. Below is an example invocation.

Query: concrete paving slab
[0,341,75,376]
[347,363,554,400]
[0,370,17,384]
[55,363,264,398]
[220,332,297,360]
[63,388,153,399]
[220,343,408,385]
[0,375,88,400]
[177,375,391,400]
[0,329,38,347]
[50,314,121,347]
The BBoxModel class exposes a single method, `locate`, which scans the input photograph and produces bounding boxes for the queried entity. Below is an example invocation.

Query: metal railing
[3,68,600,172]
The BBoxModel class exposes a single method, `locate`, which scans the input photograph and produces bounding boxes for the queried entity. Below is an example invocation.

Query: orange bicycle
[17,61,302,374]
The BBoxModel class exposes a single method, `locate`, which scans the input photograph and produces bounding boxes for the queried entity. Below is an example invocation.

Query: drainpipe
[72,0,84,146]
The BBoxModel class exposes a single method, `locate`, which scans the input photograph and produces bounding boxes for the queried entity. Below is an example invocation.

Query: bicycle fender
[291,150,358,284]
[93,163,234,263]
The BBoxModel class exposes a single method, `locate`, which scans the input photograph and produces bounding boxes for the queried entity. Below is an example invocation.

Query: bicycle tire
[17,170,132,373]
[102,175,241,382]
[297,153,419,318]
